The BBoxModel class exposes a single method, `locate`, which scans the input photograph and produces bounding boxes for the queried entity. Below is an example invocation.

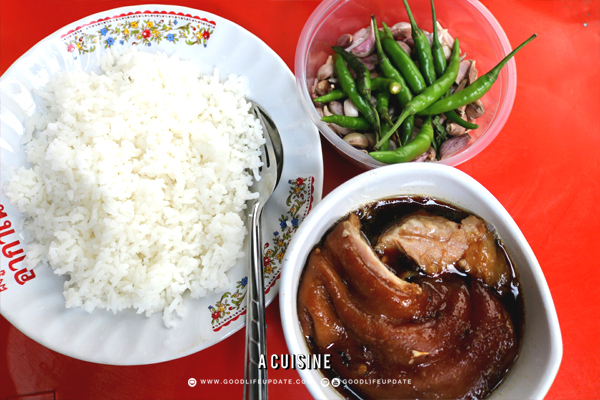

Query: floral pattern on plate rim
[208,176,315,331]
[61,11,216,58]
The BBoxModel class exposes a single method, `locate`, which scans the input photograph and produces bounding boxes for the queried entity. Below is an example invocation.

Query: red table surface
[1,1,599,399]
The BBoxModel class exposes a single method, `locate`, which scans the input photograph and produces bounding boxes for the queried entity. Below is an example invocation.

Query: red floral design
[208,177,315,332]
[62,13,216,56]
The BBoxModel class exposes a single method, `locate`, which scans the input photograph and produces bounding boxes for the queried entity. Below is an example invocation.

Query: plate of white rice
[0,5,322,365]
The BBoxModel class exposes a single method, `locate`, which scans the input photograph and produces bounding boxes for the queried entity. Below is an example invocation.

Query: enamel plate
[0,5,323,365]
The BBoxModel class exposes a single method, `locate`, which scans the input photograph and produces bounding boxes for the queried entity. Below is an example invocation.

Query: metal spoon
[243,100,283,400]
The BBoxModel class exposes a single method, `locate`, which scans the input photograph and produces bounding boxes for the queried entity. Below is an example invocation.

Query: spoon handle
[244,201,268,400]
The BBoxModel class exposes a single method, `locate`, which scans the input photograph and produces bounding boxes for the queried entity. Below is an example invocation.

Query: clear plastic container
[295,0,517,169]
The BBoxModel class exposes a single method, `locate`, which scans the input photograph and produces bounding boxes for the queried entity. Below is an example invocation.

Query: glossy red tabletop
[1,1,599,399]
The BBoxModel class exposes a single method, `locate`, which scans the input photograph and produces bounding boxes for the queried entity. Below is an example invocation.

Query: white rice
[4,49,265,327]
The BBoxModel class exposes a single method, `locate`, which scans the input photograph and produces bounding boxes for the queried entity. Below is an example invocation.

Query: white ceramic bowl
[280,164,562,399]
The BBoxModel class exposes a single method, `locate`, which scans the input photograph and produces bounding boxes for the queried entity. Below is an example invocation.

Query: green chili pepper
[400,116,415,146]
[431,114,447,153]
[372,15,415,148]
[333,53,380,135]
[427,3,478,132]
[403,0,437,87]
[332,46,372,99]
[373,17,412,107]
[418,34,537,116]
[381,22,427,94]
[371,78,402,94]
[313,89,347,103]
[321,115,372,130]
[370,116,433,163]
[375,90,393,126]
[444,110,479,129]
[379,119,394,151]
[430,0,447,78]
[376,38,460,149]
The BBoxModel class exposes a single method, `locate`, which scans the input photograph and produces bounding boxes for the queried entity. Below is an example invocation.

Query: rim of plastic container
[294,0,517,169]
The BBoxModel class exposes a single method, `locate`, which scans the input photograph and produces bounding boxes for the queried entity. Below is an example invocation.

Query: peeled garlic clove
[425,32,434,46]
[396,40,412,55]
[346,26,375,58]
[455,60,470,85]
[412,146,436,162]
[453,78,468,94]
[466,99,485,119]
[352,27,376,57]
[359,54,378,71]
[440,134,470,159]
[344,133,369,148]
[390,22,411,38]
[310,78,318,97]
[344,99,360,117]
[330,123,353,136]
[425,146,437,161]
[363,133,376,148]
[447,122,466,137]
[346,27,368,49]
[442,30,454,49]
[361,54,378,63]
[442,44,452,61]
[437,28,448,39]
[317,63,335,80]
[316,80,332,96]
[337,33,353,48]
[329,100,344,115]
[323,105,333,117]
[468,60,478,85]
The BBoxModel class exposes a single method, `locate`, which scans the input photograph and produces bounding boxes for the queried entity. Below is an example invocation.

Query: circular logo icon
[331,377,341,388]
[320,377,330,387]
[188,378,197,387]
